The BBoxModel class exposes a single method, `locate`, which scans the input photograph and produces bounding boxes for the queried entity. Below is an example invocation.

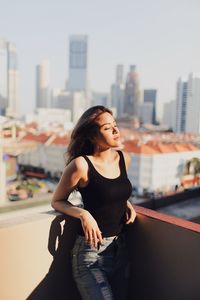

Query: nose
[113,126,119,134]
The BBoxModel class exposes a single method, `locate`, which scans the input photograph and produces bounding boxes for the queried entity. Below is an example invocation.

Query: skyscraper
[36,60,50,108]
[186,73,200,134]
[0,39,19,116]
[116,64,123,85]
[163,100,176,130]
[111,64,124,116]
[139,102,154,124]
[68,35,88,92]
[124,65,140,118]
[143,89,157,124]
[175,78,187,133]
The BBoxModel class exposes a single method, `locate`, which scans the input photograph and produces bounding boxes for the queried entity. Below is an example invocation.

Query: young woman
[51,105,136,300]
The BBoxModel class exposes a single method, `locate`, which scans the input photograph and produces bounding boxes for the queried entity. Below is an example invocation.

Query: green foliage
[185,157,200,175]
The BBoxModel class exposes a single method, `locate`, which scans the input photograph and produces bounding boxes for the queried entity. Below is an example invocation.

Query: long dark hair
[66,106,112,164]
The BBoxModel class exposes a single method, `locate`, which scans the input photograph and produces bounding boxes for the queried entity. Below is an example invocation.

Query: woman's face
[94,112,121,150]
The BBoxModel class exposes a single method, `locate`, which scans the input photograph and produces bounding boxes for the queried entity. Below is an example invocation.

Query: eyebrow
[99,121,116,128]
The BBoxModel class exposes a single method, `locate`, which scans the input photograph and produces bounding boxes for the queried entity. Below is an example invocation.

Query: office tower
[68,35,88,92]
[116,64,123,85]
[144,89,157,124]
[111,64,124,117]
[51,88,62,108]
[0,39,7,115]
[0,39,19,116]
[163,100,176,130]
[36,60,50,108]
[175,78,187,133]
[51,88,87,123]
[139,102,154,124]
[185,73,200,134]
[124,65,140,118]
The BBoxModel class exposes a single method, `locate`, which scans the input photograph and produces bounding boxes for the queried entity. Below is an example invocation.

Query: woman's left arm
[123,151,137,224]
[126,200,137,224]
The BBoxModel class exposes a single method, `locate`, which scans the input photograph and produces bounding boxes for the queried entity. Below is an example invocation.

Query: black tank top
[77,150,132,237]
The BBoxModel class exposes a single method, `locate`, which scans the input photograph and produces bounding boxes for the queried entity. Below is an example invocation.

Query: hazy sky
[0,0,200,118]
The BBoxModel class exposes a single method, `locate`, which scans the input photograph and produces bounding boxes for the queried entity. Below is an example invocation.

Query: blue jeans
[71,233,127,300]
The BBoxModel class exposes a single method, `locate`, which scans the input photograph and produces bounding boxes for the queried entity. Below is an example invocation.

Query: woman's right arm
[51,157,103,247]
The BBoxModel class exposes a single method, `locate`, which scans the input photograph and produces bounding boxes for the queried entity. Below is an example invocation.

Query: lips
[114,136,120,141]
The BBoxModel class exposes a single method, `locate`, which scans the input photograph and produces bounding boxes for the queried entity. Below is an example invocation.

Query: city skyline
[0,0,200,119]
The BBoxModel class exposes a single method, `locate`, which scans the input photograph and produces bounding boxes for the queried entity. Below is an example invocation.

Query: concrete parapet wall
[1,206,200,300]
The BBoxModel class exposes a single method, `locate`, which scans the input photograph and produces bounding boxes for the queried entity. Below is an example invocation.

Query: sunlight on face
[96,112,116,129]
[95,112,122,148]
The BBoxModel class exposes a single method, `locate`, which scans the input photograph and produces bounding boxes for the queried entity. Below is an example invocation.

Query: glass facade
[68,35,88,91]
[70,39,87,69]
[144,89,157,124]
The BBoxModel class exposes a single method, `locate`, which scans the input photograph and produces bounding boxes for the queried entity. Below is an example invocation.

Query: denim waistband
[77,234,117,241]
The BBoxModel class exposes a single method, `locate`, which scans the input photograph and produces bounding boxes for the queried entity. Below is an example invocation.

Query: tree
[185,157,200,186]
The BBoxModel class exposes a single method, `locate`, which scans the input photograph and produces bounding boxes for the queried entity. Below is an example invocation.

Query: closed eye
[104,127,112,130]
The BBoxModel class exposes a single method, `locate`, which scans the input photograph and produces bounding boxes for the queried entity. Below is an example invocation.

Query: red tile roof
[22,132,51,143]
[123,140,200,155]
[51,135,69,145]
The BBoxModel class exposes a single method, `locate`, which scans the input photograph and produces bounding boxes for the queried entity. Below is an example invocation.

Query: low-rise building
[124,141,200,194]
[18,132,69,176]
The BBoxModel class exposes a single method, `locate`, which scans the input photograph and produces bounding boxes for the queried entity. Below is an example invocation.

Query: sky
[0,0,200,119]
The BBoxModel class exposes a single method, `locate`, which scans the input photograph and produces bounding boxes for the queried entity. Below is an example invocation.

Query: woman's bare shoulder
[74,156,88,170]
[120,150,131,170]
[64,156,88,175]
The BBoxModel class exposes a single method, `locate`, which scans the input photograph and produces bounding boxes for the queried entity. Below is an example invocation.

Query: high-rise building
[143,89,157,124]
[36,60,50,108]
[139,102,154,124]
[111,64,124,116]
[175,78,187,133]
[163,100,176,130]
[51,88,87,123]
[68,35,88,92]
[0,39,8,115]
[0,39,19,116]
[124,65,140,118]
[186,73,200,134]
[116,64,123,85]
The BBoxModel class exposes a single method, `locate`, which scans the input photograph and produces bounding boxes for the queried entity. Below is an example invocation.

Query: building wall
[36,108,71,126]
[0,39,19,116]
[68,35,88,92]
[36,60,50,108]
[175,78,187,133]
[162,100,176,130]
[124,65,140,118]
[18,144,66,175]
[51,90,87,123]
[44,145,66,173]
[143,89,157,124]
[139,102,154,124]
[111,83,124,117]
[128,150,200,193]
[0,40,8,114]
[6,70,20,117]
[1,207,200,300]
[186,73,200,134]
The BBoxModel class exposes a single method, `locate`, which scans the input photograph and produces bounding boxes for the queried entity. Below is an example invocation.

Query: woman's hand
[125,200,137,224]
[79,210,103,248]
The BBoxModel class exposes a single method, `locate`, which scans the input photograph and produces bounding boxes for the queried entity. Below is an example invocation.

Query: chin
[113,140,123,148]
